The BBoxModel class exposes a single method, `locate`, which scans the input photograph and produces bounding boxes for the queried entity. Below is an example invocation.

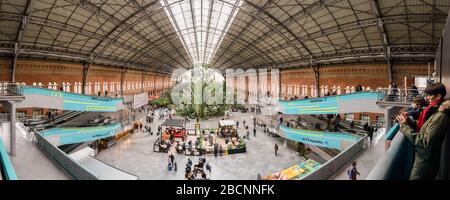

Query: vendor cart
[218,120,238,138]
[161,119,187,142]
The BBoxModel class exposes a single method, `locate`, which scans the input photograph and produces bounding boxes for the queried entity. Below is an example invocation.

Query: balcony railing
[0,82,23,97]
[376,88,425,103]
[366,125,414,180]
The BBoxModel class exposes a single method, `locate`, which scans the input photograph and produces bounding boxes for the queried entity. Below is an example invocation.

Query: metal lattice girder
[0,41,170,74]
[66,0,186,69]
[245,44,438,70]
[0,12,178,72]
[1,0,450,73]
[219,12,448,69]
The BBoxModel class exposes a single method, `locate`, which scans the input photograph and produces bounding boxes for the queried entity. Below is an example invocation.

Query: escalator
[33,111,85,130]
[316,146,340,158]
[25,110,83,127]
[58,142,84,154]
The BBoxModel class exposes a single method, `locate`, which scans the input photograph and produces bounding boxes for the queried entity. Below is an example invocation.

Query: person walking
[253,127,256,137]
[368,125,374,143]
[348,161,360,180]
[274,143,279,156]
[169,154,175,166]
[214,144,218,158]
[206,162,211,173]
[246,129,250,139]
[167,156,172,171]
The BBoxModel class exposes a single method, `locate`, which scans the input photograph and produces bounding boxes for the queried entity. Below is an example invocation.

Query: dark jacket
[400,108,450,180]
[406,104,439,132]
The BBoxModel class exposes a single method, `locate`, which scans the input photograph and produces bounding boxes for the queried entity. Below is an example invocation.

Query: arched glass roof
[0,0,449,73]
[161,0,242,64]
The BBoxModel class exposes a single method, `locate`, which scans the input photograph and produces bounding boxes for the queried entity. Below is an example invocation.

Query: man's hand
[396,114,407,127]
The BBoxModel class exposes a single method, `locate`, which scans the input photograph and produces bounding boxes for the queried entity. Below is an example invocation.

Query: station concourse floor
[332,128,387,180]
[1,122,70,180]
[95,112,305,180]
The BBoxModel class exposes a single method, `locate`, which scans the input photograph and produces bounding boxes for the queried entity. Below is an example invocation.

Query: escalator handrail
[384,123,400,141]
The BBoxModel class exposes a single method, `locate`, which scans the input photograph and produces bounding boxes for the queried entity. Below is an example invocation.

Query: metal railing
[0,82,23,96]
[376,88,425,103]
[0,113,28,122]
[30,127,98,180]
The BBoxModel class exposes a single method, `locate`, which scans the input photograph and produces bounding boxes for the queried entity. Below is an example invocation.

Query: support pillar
[11,46,18,83]
[384,106,403,130]
[141,71,145,93]
[9,102,15,156]
[120,68,127,96]
[81,63,90,94]
[313,67,320,97]
[385,107,393,131]
[388,59,394,84]
[4,101,16,156]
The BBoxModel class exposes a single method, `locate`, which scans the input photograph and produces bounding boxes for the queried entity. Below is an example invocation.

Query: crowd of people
[395,83,450,180]
[184,158,211,180]
[348,82,450,180]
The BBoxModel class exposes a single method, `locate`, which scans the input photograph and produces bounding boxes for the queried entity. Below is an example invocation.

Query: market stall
[161,119,187,141]
[225,138,246,154]
[218,120,237,138]
[153,119,187,153]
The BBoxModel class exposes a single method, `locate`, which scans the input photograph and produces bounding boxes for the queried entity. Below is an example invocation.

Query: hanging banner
[133,92,148,109]
[279,125,359,149]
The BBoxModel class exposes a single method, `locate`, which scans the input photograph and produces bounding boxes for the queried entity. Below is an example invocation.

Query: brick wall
[0,59,172,115]
[0,59,172,95]
[280,63,428,98]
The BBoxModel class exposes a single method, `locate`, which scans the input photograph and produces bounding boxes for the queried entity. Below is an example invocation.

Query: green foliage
[177,103,228,120]
[149,91,172,107]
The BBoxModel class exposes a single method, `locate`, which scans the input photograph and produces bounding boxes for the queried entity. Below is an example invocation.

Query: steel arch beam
[11,0,32,82]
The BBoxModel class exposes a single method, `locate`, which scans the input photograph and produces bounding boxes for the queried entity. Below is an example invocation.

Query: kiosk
[218,120,238,138]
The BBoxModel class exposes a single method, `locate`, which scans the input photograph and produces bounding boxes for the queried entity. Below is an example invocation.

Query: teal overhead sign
[42,123,122,145]
[279,91,382,115]
[279,125,359,149]
[22,86,123,112]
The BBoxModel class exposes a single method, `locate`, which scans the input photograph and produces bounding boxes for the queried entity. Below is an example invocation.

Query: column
[385,107,393,130]
[4,101,17,156]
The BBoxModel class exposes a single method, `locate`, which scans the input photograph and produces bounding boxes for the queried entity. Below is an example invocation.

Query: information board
[133,92,148,109]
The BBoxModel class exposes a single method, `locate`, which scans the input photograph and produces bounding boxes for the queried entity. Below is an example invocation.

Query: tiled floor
[1,122,70,180]
[95,112,305,180]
